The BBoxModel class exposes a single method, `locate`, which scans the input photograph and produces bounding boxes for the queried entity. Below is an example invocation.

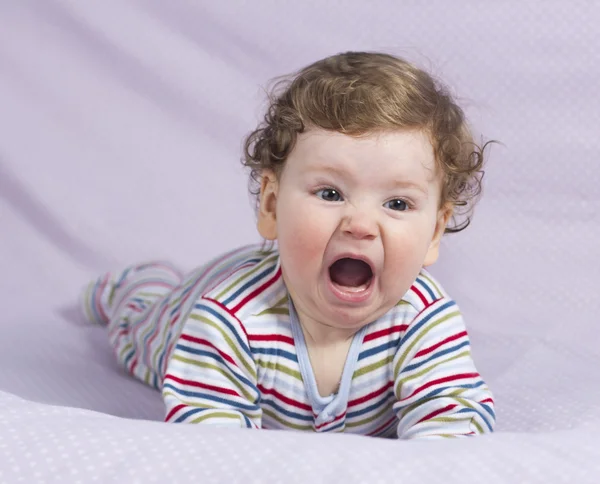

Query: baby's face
[258,128,451,331]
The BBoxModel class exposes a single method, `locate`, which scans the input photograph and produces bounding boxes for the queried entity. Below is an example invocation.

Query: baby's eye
[384,199,409,211]
[315,188,343,202]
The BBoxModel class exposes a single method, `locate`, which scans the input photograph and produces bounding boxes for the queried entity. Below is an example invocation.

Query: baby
[81,52,495,439]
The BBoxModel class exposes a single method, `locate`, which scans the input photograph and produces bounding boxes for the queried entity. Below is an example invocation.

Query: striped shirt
[149,244,495,438]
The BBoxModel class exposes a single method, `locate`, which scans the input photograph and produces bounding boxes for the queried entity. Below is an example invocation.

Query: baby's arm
[162,296,262,428]
[392,297,495,439]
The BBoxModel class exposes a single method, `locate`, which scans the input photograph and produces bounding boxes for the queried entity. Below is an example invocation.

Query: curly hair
[242,51,494,234]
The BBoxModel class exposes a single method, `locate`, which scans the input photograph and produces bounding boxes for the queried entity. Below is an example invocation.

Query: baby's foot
[80,262,183,325]
[80,273,119,325]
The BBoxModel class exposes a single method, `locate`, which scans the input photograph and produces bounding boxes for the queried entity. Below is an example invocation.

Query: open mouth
[328,257,374,293]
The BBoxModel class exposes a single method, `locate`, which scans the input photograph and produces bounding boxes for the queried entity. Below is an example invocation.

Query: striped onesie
[82,244,495,438]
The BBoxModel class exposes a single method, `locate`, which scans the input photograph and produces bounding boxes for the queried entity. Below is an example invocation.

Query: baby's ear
[257,170,279,240]
[423,203,453,267]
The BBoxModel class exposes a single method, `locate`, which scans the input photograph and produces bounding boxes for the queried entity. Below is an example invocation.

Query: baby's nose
[341,210,378,240]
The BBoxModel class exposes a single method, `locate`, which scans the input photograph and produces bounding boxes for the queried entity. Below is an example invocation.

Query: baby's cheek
[279,218,326,271]
[284,226,323,264]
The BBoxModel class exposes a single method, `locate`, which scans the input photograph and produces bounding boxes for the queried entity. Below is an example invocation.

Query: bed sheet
[1,389,598,483]
[1,0,599,482]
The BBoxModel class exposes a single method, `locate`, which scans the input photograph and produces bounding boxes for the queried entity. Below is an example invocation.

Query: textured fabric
[82,245,495,437]
[0,388,597,484]
[1,0,599,482]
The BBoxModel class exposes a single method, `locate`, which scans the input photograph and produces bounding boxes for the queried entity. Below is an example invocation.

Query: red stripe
[94,274,109,322]
[348,381,393,407]
[164,373,241,398]
[411,285,428,306]
[364,325,408,343]
[258,385,312,411]
[204,297,251,340]
[417,403,457,423]
[143,301,172,367]
[480,398,494,404]
[314,411,347,430]
[407,373,480,399]
[414,331,468,358]
[129,357,138,374]
[230,267,282,314]
[249,334,295,345]
[179,333,238,368]
[368,415,397,436]
[165,403,188,422]
[161,314,182,375]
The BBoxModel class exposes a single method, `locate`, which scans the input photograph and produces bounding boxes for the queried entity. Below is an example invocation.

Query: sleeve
[161,296,262,428]
[392,297,496,439]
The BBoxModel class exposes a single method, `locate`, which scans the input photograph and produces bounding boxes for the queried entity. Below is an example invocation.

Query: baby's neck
[296,312,358,347]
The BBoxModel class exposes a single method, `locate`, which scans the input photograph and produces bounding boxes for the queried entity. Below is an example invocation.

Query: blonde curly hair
[243,51,494,233]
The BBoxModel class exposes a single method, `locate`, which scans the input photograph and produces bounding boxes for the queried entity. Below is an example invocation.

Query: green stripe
[396,350,470,396]
[395,299,411,307]
[135,291,165,298]
[169,356,257,402]
[166,256,235,308]
[83,284,95,322]
[188,313,257,380]
[254,295,288,316]
[118,343,133,361]
[150,308,180,373]
[418,272,443,298]
[255,359,303,381]
[190,411,245,424]
[393,310,461,377]
[214,254,277,300]
[398,389,467,415]
[353,355,393,379]
[255,307,290,316]
[346,402,394,428]
[262,408,313,431]
[428,416,473,426]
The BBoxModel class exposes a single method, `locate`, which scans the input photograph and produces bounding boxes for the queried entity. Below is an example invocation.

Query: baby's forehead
[293,128,439,178]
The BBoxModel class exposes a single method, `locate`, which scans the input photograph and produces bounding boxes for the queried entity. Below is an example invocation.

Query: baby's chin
[315,298,396,332]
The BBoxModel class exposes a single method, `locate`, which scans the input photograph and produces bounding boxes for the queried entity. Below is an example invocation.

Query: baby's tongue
[329,258,372,287]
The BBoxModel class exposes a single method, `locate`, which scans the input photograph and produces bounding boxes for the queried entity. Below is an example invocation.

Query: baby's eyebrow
[304,164,348,177]
[388,179,428,194]
[304,164,429,195]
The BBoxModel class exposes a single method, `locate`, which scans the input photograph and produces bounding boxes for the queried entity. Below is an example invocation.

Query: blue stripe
[456,407,494,432]
[480,402,495,420]
[261,398,313,422]
[403,299,456,342]
[357,338,400,361]
[174,343,257,390]
[158,281,209,375]
[122,349,135,366]
[168,284,194,317]
[172,406,205,423]
[401,340,470,373]
[89,281,103,324]
[346,394,394,419]
[421,380,486,400]
[250,346,298,362]
[322,420,345,432]
[242,414,253,428]
[162,383,260,412]
[140,297,171,368]
[416,277,436,300]
[222,264,276,306]
[192,303,253,357]
[374,419,397,437]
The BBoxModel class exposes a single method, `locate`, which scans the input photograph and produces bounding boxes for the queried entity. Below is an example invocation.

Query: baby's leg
[81,262,183,389]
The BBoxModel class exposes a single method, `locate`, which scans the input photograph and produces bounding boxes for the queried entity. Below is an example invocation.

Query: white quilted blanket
[1,1,599,482]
